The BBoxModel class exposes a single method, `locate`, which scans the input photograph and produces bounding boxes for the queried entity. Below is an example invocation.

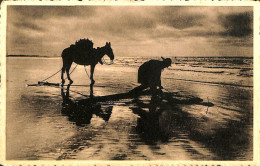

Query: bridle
[101,57,114,65]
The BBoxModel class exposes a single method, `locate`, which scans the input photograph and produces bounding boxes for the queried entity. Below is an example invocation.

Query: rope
[58,86,89,97]
[41,64,78,82]
[41,68,62,82]
[64,64,78,80]
[64,88,88,97]
[37,64,90,98]
[84,65,91,79]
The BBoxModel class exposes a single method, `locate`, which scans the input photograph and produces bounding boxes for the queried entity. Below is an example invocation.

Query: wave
[113,57,253,79]
[202,66,252,70]
[168,68,225,74]
[164,77,253,88]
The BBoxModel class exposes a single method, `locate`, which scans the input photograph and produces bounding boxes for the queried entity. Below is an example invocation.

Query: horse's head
[105,42,114,62]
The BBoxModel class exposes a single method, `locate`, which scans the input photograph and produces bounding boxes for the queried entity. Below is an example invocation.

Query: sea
[6,56,253,160]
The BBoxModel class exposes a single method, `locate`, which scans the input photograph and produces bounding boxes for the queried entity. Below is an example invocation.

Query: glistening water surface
[6,57,253,160]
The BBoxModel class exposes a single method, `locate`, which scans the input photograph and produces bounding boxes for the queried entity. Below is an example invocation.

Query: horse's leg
[61,54,66,85]
[61,50,70,85]
[66,61,73,84]
[90,65,96,85]
[90,65,96,97]
[61,66,66,86]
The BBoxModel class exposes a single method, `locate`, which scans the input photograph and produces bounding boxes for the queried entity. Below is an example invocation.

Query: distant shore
[7,55,48,58]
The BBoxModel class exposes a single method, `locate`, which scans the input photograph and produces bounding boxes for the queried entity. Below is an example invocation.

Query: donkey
[61,39,114,96]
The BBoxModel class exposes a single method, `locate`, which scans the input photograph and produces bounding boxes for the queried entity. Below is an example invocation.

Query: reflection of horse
[61,84,113,126]
[61,39,114,96]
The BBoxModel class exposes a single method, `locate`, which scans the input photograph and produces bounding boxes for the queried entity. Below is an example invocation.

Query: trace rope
[84,65,90,79]
[41,64,78,82]
[60,86,88,97]
[41,68,62,82]
[64,64,78,80]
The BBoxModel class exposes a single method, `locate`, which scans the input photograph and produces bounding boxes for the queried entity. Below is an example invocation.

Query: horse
[61,39,114,96]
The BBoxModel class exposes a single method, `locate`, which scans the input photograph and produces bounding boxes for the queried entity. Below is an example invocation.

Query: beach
[6,56,253,160]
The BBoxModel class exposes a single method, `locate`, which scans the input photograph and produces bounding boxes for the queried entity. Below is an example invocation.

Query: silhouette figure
[130,97,173,144]
[132,57,172,98]
[61,39,114,96]
[61,84,113,126]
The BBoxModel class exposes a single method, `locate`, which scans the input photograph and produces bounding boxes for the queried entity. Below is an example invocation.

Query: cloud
[6,6,253,57]
[13,20,45,32]
[154,7,206,30]
[8,6,97,19]
[219,12,253,37]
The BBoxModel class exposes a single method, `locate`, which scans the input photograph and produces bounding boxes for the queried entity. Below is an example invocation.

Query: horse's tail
[61,47,69,58]
[61,47,73,69]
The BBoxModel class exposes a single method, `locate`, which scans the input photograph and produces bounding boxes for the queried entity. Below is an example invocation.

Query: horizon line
[7,54,253,58]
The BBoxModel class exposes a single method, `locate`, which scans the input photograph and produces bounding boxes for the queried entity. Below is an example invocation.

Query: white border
[1,1,259,165]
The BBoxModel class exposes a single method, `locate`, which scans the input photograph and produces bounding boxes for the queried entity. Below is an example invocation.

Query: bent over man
[136,57,172,97]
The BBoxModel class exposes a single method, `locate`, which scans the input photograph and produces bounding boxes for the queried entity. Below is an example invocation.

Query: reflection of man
[137,57,172,96]
[130,96,169,143]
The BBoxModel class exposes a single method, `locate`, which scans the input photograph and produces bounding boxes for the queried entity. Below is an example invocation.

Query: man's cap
[161,57,172,66]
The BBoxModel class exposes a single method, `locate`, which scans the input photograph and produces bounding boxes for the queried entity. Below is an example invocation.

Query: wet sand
[6,57,253,160]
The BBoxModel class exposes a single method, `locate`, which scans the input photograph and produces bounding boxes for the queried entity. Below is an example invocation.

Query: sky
[7,6,253,57]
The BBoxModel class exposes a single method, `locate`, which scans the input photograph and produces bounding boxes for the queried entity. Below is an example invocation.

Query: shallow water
[6,57,253,160]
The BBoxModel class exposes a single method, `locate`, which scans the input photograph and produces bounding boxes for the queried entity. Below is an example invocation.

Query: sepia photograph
[1,1,258,164]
